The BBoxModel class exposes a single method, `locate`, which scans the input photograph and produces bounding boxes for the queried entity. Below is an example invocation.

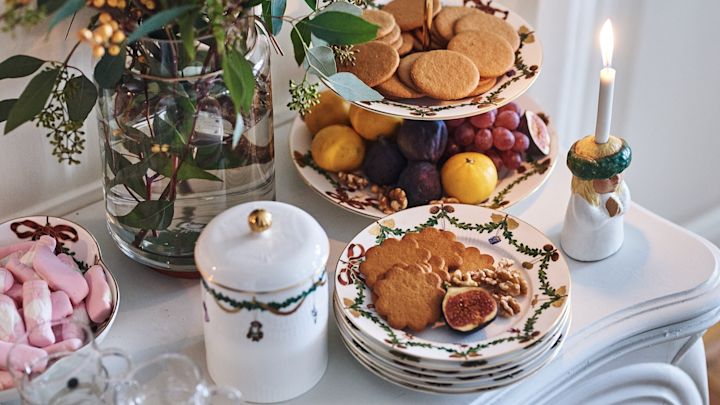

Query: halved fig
[442,287,498,332]
[518,110,551,157]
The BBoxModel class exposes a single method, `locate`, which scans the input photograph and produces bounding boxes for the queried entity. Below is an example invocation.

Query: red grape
[468,110,496,129]
[501,150,523,170]
[512,131,530,152]
[445,118,466,129]
[464,144,484,153]
[473,128,493,151]
[486,150,503,171]
[495,111,520,130]
[454,123,475,146]
[492,127,515,151]
[444,139,462,156]
[498,102,523,116]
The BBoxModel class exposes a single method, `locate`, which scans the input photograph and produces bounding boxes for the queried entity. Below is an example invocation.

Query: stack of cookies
[359,227,494,331]
[338,0,520,101]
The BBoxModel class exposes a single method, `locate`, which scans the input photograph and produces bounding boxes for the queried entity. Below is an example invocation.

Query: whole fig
[396,120,448,163]
[363,138,407,186]
[397,162,442,207]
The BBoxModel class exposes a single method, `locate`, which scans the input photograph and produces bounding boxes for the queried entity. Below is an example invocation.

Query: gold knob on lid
[248,209,272,232]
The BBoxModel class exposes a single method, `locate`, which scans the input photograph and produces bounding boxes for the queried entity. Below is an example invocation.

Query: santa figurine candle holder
[560,135,632,261]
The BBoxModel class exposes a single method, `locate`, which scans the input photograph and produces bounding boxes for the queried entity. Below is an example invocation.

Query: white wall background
[0,0,718,246]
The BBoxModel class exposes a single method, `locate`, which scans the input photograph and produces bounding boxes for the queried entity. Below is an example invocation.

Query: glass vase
[97,18,275,275]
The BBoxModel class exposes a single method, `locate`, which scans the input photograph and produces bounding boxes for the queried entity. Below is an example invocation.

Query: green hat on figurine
[567,135,632,180]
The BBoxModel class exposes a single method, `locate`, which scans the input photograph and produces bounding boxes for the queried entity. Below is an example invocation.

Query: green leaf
[111,160,150,189]
[4,69,59,134]
[116,200,174,230]
[64,75,98,122]
[270,0,287,35]
[38,0,65,13]
[222,50,255,113]
[153,116,187,148]
[304,46,336,77]
[307,11,378,45]
[0,55,45,80]
[326,72,383,101]
[165,157,222,182]
[49,0,84,30]
[113,155,148,198]
[304,0,317,10]
[320,2,361,16]
[127,5,198,44]
[0,99,17,123]
[290,19,311,66]
[179,13,197,62]
[94,48,126,89]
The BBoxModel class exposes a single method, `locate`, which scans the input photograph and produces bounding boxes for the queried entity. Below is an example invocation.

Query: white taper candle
[594,19,615,144]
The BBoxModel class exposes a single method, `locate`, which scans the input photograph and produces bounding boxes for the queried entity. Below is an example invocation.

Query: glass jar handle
[99,348,133,383]
[202,384,243,404]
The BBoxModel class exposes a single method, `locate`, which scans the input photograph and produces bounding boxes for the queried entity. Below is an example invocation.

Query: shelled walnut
[449,257,528,317]
[338,172,368,191]
[495,295,522,317]
[377,188,407,214]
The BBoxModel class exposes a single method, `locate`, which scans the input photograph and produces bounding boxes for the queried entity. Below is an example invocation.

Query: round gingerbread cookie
[389,34,403,50]
[410,50,479,100]
[338,41,400,88]
[375,74,425,99]
[382,0,441,31]
[448,31,514,77]
[397,52,425,92]
[362,9,397,38]
[468,76,498,97]
[398,32,414,56]
[375,23,401,45]
[433,6,482,41]
[454,12,520,50]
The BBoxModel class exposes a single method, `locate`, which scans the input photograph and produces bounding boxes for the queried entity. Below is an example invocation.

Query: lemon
[349,104,403,141]
[311,125,366,173]
[441,152,498,204]
[303,90,350,135]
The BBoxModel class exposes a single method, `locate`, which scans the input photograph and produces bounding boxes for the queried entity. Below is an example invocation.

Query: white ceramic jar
[195,201,329,403]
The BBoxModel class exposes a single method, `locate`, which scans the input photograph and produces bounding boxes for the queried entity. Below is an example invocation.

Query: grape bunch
[443,102,531,172]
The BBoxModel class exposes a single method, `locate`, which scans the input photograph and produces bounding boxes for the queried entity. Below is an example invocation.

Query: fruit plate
[289,95,558,219]
[322,0,542,121]
[0,216,120,401]
[333,204,570,364]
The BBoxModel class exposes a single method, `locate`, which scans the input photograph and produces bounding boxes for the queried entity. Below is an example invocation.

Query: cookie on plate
[338,41,400,88]
[397,52,425,92]
[375,23,401,45]
[359,237,431,287]
[374,263,445,331]
[403,227,465,270]
[362,9,397,39]
[433,6,482,41]
[457,246,495,273]
[448,31,515,78]
[468,76,498,97]
[383,0,441,31]
[410,50,479,100]
[454,12,520,50]
[398,32,414,56]
[375,74,425,99]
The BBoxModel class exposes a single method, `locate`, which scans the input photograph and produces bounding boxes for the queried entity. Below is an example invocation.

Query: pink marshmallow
[50,291,73,321]
[5,283,22,307]
[0,341,47,372]
[0,370,14,390]
[32,244,88,305]
[5,253,39,283]
[22,280,54,347]
[0,241,34,262]
[61,303,90,342]
[43,338,82,355]
[57,253,79,271]
[84,265,112,324]
[20,236,57,267]
[0,295,25,343]
[0,269,13,293]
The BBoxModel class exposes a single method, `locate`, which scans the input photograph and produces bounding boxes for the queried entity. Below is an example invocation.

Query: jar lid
[195,201,329,293]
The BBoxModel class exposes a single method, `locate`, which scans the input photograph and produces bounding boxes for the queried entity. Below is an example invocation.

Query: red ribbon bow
[10,218,79,253]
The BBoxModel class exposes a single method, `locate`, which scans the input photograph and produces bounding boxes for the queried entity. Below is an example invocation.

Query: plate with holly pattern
[289,95,558,219]
[323,0,543,121]
[333,204,570,364]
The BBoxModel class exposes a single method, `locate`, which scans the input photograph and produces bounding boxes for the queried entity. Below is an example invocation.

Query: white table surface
[23,112,720,404]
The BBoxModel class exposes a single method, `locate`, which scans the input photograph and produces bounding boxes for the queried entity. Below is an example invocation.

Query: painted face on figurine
[592,173,622,194]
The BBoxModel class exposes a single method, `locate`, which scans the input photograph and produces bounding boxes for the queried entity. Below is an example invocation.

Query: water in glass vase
[101,87,275,274]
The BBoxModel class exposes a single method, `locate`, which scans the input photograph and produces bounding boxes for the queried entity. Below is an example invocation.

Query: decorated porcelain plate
[0,216,120,400]
[333,293,570,374]
[333,204,570,364]
[323,1,543,120]
[289,95,558,219]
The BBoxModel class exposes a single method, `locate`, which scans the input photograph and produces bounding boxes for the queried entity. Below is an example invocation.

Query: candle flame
[600,19,614,67]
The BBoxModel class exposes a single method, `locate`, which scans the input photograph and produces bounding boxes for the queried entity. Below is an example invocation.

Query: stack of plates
[332,205,572,394]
